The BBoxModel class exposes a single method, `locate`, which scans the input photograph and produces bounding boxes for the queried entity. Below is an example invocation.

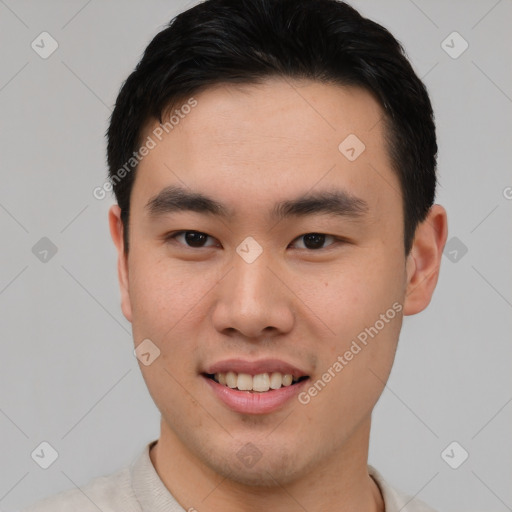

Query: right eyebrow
[145,185,233,218]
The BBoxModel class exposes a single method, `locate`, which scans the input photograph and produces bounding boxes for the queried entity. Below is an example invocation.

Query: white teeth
[282,374,293,387]
[237,373,253,391]
[211,371,302,392]
[269,372,283,389]
[225,371,237,388]
[252,373,270,392]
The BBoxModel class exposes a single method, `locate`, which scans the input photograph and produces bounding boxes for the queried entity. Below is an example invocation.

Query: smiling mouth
[204,372,309,392]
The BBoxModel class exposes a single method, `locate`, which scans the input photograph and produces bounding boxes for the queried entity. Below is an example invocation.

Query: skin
[109,77,448,511]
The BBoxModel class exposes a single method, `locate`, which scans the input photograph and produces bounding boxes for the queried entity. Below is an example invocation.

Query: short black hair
[106,0,437,255]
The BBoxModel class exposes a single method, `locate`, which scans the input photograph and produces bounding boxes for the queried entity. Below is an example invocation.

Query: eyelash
[164,230,344,250]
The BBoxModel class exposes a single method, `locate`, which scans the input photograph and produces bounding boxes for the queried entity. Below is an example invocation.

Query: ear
[403,204,448,316]
[108,204,132,323]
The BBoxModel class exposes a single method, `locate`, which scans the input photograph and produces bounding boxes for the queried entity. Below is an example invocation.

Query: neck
[150,416,385,512]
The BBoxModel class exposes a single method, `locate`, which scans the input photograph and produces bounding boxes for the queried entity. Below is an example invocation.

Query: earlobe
[108,205,133,323]
[403,204,448,316]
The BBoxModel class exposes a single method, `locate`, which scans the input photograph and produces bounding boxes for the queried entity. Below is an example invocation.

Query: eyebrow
[145,185,369,221]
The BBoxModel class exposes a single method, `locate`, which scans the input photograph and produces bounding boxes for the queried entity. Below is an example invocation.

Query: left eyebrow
[145,185,369,221]
[272,190,369,221]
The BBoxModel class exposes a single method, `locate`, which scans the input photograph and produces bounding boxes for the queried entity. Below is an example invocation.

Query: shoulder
[368,465,439,512]
[20,464,138,512]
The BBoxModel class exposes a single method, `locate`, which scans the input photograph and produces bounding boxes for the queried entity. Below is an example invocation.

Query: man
[23,0,447,510]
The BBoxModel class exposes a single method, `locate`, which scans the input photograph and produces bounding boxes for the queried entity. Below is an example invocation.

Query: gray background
[0,0,511,510]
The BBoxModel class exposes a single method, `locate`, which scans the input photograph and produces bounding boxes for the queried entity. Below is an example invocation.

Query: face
[109,78,444,486]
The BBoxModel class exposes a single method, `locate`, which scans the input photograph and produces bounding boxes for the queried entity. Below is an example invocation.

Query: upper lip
[204,358,309,379]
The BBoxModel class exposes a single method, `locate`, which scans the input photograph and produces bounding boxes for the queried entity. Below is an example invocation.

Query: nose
[211,250,295,340]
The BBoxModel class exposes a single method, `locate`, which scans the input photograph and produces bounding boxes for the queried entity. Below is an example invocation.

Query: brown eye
[167,231,219,248]
[291,233,337,250]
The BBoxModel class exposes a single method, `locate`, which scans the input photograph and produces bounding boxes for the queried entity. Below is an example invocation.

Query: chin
[200,442,310,488]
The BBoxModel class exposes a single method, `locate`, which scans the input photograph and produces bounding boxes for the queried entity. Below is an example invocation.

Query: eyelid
[164,231,347,250]
[289,233,341,250]
[164,230,220,248]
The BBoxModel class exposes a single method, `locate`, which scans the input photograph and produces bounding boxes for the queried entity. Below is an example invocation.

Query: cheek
[127,252,216,344]
[299,261,404,434]
[304,251,405,342]
[127,256,214,405]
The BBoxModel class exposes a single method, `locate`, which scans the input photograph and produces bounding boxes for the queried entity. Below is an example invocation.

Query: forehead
[133,78,399,223]
[151,78,385,161]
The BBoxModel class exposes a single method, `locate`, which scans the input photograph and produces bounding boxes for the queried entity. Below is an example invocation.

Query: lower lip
[203,376,309,414]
